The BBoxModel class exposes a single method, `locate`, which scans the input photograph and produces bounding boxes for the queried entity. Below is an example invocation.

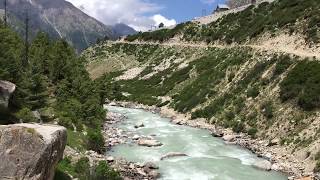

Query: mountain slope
[0,0,114,52]
[83,0,320,177]
[112,23,137,37]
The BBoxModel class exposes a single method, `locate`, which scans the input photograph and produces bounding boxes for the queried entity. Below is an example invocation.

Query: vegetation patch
[55,157,121,180]
[280,60,320,111]
[125,0,320,44]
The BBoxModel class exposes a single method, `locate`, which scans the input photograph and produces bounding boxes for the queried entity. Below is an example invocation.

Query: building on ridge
[213,4,230,13]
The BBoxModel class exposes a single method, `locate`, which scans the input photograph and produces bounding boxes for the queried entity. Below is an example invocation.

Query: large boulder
[253,160,272,171]
[0,123,67,180]
[0,80,16,108]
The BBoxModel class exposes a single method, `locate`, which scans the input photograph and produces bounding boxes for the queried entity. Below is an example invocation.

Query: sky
[66,0,225,31]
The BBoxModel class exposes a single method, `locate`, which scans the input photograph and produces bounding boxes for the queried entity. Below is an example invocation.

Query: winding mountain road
[114,40,320,59]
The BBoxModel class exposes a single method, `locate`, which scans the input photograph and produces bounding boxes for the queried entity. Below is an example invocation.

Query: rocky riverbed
[105,101,318,180]
[102,110,161,179]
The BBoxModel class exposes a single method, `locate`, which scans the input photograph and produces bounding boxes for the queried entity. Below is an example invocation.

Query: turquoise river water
[107,106,287,180]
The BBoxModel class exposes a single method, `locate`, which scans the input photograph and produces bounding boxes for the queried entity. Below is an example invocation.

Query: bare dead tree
[4,0,7,27]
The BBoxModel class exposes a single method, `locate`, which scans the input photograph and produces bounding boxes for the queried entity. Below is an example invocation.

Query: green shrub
[232,122,245,133]
[87,128,105,154]
[67,129,88,152]
[55,157,75,178]
[54,169,72,180]
[75,157,90,177]
[280,60,320,110]
[94,161,122,180]
[261,101,274,119]
[247,86,260,98]
[15,107,37,123]
[55,158,122,180]
[314,161,320,173]
[272,55,293,78]
[248,128,258,138]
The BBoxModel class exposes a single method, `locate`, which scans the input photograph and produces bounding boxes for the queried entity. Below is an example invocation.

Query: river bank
[105,101,317,180]
[102,109,161,179]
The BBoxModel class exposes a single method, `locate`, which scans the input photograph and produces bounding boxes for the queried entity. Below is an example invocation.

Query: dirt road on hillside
[114,40,320,59]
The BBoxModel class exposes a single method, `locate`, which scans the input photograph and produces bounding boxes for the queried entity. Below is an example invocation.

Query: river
[106,106,287,180]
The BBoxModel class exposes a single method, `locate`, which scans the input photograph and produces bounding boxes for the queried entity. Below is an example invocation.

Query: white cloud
[152,14,176,27]
[201,0,217,4]
[66,0,177,31]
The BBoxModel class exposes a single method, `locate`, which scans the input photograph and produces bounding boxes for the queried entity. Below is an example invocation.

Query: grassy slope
[126,0,320,44]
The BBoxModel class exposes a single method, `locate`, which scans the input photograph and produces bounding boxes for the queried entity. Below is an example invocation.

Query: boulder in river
[222,134,236,142]
[149,170,160,179]
[0,123,67,180]
[138,139,162,147]
[134,122,145,128]
[107,156,115,162]
[160,152,188,160]
[253,160,272,171]
[144,162,159,170]
[132,135,140,140]
[211,130,224,137]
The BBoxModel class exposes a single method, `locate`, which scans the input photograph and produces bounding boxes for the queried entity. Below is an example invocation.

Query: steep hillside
[112,23,137,37]
[83,0,320,177]
[0,0,114,52]
[126,0,320,47]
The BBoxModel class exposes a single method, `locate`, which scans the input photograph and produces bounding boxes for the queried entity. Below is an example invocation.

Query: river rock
[149,170,160,179]
[262,153,273,161]
[107,156,115,162]
[144,162,159,170]
[134,122,145,128]
[138,139,162,147]
[109,102,118,106]
[253,160,272,171]
[211,130,224,137]
[0,123,67,180]
[268,138,280,146]
[132,135,140,140]
[160,152,188,160]
[222,135,236,142]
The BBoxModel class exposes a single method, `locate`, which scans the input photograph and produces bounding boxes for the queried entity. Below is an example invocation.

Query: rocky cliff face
[0,123,67,180]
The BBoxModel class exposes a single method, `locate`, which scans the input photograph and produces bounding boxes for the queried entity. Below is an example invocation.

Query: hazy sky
[66,0,224,31]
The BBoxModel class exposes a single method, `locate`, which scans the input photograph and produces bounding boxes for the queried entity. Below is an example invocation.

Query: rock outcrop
[0,80,16,108]
[0,123,67,180]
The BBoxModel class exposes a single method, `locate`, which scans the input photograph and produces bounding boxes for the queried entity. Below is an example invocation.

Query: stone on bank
[0,123,67,180]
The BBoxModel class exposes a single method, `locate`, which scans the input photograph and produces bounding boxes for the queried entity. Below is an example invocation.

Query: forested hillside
[0,0,115,52]
[0,20,122,179]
